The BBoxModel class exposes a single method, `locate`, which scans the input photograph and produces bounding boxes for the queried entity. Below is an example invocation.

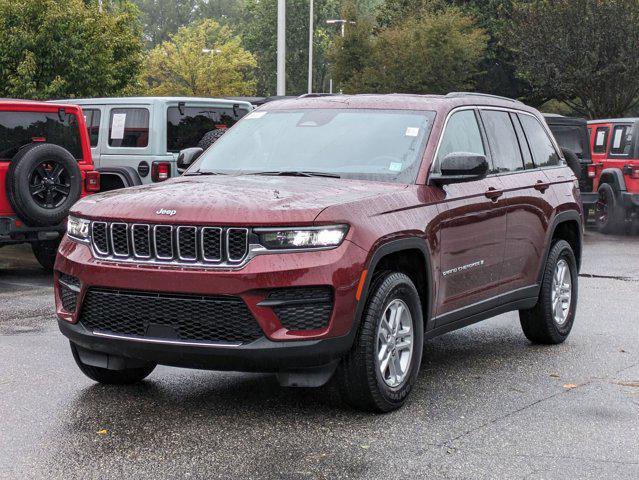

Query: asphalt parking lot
[1,229,638,479]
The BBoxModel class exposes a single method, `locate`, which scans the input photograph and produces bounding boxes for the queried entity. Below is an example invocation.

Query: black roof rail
[446,92,522,104]
[297,93,339,99]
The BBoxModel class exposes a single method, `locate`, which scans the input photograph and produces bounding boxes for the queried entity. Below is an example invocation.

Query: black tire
[561,148,581,180]
[70,342,156,385]
[197,129,226,150]
[6,143,82,226]
[336,272,424,412]
[519,240,578,344]
[31,239,61,271]
[595,183,624,234]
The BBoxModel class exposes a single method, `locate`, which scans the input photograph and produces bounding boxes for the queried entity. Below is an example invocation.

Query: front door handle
[484,187,503,201]
[534,180,550,193]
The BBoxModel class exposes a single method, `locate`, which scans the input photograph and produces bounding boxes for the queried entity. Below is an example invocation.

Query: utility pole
[276,0,286,96]
[307,0,314,94]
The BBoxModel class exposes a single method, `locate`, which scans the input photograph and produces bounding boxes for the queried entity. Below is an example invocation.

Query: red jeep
[0,100,100,269]
[55,93,582,412]
[587,118,639,233]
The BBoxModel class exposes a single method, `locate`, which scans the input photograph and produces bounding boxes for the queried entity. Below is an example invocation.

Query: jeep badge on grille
[156,208,177,216]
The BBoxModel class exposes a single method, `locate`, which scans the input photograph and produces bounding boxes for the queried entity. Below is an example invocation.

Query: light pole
[326,19,356,37]
[277,0,286,96]
[307,0,314,94]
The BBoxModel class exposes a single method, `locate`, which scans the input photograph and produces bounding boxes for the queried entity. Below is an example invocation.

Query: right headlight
[254,225,349,250]
[67,215,90,241]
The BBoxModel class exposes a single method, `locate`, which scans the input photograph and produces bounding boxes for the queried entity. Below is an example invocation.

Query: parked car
[586,118,639,233]
[0,100,100,269]
[55,93,583,412]
[53,97,252,191]
[544,114,592,193]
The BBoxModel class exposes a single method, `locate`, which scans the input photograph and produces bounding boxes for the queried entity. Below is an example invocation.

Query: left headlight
[255,225,349,250]
[67,215,90,241]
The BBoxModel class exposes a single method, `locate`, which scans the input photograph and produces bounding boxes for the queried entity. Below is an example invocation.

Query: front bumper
[55,236,367,371]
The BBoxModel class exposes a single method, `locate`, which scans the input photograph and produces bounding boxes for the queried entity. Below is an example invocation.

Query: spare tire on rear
[5,143,82,227]
[197,129,226,150]
[561,148,581,180]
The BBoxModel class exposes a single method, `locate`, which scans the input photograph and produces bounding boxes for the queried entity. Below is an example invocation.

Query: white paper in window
[111,113,127,139]
[405,127,419,137]
[612,129,623,149]
[595,130,606,146]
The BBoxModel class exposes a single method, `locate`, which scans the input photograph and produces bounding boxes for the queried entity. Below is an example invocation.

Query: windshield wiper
[248,170,341,178]
[184,170,226,176]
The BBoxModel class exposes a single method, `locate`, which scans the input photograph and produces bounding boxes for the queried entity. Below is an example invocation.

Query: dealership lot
[1,229,638,479]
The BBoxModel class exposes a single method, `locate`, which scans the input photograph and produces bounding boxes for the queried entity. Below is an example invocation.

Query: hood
[72,175,408,225]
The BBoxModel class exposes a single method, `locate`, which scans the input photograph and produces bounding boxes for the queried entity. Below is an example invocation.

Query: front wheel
[595,183,624,234]
[519,240,578,344]
[70,342,156,384]
[336,272,424,412]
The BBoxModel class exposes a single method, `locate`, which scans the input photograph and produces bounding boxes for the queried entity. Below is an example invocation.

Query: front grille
[89,222,249,266]
[58,273,80,313]
[267,287,333,331]
[79,288,263,344]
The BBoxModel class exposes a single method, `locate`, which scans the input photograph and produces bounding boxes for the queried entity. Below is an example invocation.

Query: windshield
[190,108,435,183]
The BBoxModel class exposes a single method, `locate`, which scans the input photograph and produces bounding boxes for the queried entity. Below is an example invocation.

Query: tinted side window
[436,110,484,168]
[609,125,633,156]
[83,109,101,148]
[109,108,149,148]
[592,126,609,154]
[0,111,83,160]
[511,113,535,169]
[166,106,248,152]
[481,110,524,173]
[518,114,560,167]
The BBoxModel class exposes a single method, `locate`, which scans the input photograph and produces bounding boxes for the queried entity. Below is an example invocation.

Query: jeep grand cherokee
[55,93,583,412]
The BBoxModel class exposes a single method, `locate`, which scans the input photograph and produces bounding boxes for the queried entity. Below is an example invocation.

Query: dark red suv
[1,100,100,269]
[55,93,583,412]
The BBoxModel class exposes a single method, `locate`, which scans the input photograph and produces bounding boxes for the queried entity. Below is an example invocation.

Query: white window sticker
[405,127,420,137]
[613,129,623,149]
[245,111,267,119]
[595,130,606,146]
[389,162,403,172]
[110,113,127,140]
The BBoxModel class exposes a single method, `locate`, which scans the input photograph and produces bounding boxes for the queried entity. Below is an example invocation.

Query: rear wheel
[519,240,578,344]
[31,239,60,271]
[595,183,624,234]
[70,342,156,384]
[336,272,423,412]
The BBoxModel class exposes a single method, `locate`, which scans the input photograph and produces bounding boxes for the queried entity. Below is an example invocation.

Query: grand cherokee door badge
[442,260,485,277]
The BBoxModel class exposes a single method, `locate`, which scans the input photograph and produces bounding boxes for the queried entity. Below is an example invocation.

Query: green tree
[0,0,144,99]
[143,19,257,96]
[508,0,639,117]
[243,0,340,96]
[131,0,198,47]
[333,6,487,94]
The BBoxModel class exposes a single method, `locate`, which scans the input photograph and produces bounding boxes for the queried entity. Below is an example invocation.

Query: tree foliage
[508,0,639,117]
[243,0,340,96]
[332,5,487,94]
[143,19,257,96]
[0,0,144,100]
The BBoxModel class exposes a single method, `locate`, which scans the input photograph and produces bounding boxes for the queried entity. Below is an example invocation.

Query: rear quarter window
[83,109,101,148]
[549,125,586,159]
[518,114,561,167]
[609,125,633,156]
[109,108,150,148]
[0,110,83,160]
[593,126,609,154]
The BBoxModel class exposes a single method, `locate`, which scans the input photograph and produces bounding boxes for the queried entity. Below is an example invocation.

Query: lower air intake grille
[268,287,333,331]
[79,288,263,344]
[58,273,80,313]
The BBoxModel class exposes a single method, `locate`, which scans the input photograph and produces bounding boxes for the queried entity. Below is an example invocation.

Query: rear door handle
[484,187,503,201]
[534,180,550,192]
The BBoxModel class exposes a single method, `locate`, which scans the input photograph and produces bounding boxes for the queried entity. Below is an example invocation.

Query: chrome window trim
[110,222,129,257]
[131,224,152,259]
[201,227,222,262]
[176,226,198,261]
[153,225,174,260]
[91,221,110,255]
[226,227,249,263]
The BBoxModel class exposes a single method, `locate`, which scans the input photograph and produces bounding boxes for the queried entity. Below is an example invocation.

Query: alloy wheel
[29,160,71,209]
[376,298,414,388]
[551,259,572,325]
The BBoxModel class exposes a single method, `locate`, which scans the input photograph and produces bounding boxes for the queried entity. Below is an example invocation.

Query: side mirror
[430,152,488,185]
[177,147,203,174]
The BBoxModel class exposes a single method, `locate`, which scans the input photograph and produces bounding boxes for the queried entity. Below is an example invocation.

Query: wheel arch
[599,168,627,192]
[354,237,434,333]
[97,167,143,191]
[538,211,583,286]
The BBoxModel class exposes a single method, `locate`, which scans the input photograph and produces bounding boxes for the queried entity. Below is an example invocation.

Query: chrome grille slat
[90,222,246,267]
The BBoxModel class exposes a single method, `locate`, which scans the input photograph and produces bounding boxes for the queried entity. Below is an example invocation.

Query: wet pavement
[1,229,638,479]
